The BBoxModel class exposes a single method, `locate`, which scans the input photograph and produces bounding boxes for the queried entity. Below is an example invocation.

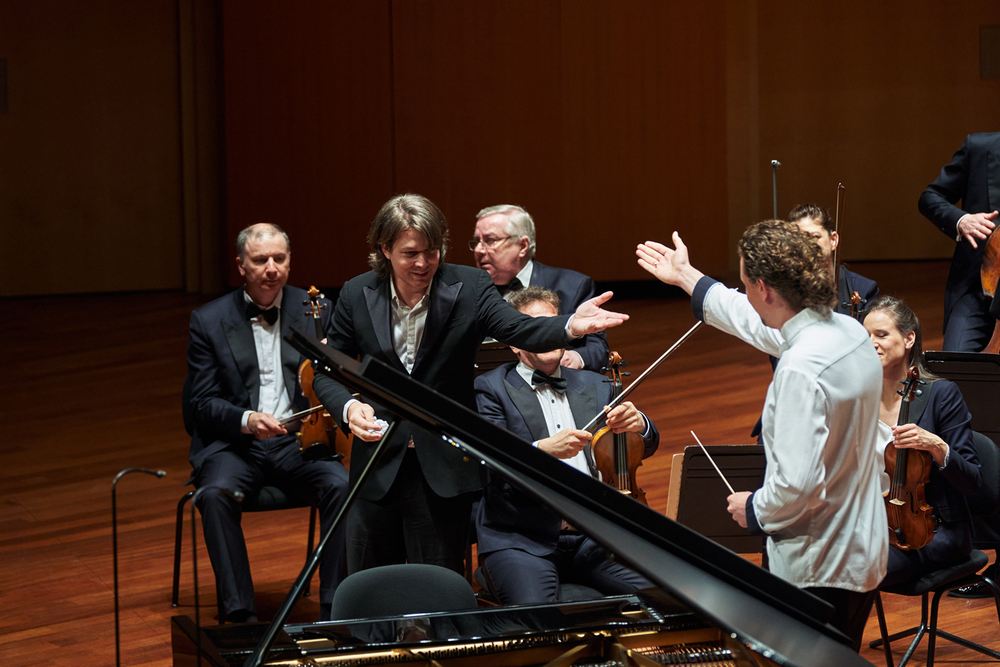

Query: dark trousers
[805,586,878,653]
[481,534,652,605]
[882,521,972,588]
[944,287,994,352]
[193,433,349,616]
[347,449,473,576]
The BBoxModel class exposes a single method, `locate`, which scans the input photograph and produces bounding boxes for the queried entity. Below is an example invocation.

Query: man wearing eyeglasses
[472,205,610,370]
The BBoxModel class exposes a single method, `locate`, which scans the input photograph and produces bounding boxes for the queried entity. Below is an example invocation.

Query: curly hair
[738,219,836,313]
[367,194,450,278]
[864,295,937,380]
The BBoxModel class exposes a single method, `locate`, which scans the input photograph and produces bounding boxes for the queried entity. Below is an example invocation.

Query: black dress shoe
[948,582,993,599]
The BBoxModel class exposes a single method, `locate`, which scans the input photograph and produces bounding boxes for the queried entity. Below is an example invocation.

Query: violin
[591,352,648,506]
[883,366,935,551]
[980,229,1000,353]
[296,286,349,465]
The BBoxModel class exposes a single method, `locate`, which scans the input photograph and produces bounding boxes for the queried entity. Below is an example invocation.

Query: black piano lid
[292,330,874,667]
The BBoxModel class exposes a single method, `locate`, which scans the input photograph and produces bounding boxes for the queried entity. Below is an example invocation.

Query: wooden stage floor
[2,259,997,666]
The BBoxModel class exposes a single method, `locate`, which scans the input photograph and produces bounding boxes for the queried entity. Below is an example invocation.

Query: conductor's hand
[605,401,645,434]
[958,211,997,249]
[248,412,287,440]
[636,233,705,295]
[539,429,592,459]
[727,491,752,528]
[567,292,628,338]
[347,401,382,442]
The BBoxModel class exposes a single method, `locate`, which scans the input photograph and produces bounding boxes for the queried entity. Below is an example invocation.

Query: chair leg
[872,592,895,667]
[896,593,930,667]
[933,576,1000,660]
[303,506,316,597]
[172,491,194,607]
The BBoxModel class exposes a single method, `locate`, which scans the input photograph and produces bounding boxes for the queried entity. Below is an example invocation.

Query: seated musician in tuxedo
[472,205,609,370]
[186,222,349,623]
[862,296,981,587]
[474,286,657,605]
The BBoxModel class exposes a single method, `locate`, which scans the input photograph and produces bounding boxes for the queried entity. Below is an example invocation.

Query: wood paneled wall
[0,0,184,297]
[223,0,729,287]
[3,1,998,295]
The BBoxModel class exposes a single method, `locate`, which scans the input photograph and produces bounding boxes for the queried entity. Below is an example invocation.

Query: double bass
[980,228,1000,353]
[883,366,935,551]
[591,351,648,506]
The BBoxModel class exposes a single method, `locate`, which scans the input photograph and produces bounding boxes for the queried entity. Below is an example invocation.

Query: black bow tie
[246,303,279,325]
[497,278,523,297]
[531,368,567,394]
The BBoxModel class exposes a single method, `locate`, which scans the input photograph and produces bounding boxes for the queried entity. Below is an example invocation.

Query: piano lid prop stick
[583,321,703,433]
[690,431,735,495]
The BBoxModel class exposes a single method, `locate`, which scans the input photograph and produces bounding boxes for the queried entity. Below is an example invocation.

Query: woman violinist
[863,295,981,587]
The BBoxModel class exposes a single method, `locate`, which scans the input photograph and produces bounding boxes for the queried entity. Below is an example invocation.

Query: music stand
[923,352,1000,444]
[672,445,767,554]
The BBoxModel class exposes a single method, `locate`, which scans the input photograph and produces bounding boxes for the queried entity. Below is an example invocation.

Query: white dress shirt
[515,362,593,477]
[240,290,293,432]
[702,282,888,593]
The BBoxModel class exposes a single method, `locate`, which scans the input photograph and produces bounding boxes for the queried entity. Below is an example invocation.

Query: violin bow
[583,321,703,433]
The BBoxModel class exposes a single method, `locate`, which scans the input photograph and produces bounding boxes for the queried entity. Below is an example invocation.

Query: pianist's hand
[347,401,383,442]
[567,292,629,338]
[727,491,752,528]
[539,429,592,459]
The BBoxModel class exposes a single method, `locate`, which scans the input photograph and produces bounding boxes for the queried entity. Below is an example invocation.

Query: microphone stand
[112,467,166,667]
[242,419,399,667]
[771,159,781,219]
[191,486,244,667]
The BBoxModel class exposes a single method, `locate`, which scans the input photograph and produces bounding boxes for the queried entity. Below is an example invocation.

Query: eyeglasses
[468,236,512,251]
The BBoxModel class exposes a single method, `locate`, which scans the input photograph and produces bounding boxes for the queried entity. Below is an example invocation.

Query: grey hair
[236,223,290,259]
[476,204,536,258]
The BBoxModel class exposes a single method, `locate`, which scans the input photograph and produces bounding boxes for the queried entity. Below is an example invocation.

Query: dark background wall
[2,0,998,297]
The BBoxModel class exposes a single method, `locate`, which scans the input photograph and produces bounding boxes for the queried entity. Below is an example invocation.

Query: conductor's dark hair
[739,219,836,313]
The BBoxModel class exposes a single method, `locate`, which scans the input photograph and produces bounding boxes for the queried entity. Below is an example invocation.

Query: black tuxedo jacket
[474,362,659,557]
[313,263,573,501]
[918,132,1000,326]
[186,285,332,473]
[529,261,609,370]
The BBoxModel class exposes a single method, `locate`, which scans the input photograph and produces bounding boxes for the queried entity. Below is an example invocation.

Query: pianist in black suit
[473,204,610,371]
[474,286,657,604]
[313,194,628,578]
[186,223,349,623]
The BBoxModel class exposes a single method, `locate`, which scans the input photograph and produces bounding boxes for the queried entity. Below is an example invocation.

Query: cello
[296,286,349,465]
[591,352,648,506]
[883,366,935,551]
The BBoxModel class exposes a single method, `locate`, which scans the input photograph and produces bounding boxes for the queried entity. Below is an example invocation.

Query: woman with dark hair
[863,295,982,586]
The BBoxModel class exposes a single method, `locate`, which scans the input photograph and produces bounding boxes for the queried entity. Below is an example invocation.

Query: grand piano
[171,334,875,667]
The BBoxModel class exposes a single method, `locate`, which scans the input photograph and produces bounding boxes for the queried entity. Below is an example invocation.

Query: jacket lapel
[222,291,259,408]
[413,271,461,372]
[363,280,406,372]
[503,368,550,442]
[566,371,600,474]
